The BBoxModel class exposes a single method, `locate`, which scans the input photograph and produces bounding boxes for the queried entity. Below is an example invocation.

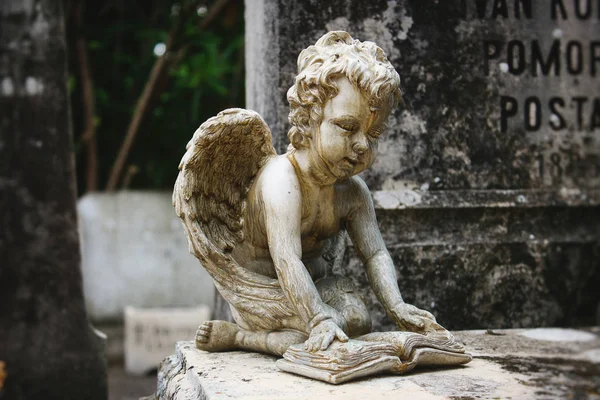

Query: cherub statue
[174,31,470,383]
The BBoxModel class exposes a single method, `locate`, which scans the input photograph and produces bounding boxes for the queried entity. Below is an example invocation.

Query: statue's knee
[342,303,372,337]
[316,274,372,336]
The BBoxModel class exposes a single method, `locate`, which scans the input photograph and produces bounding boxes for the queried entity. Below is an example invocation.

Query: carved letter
[492,0,509,18]
[591,41,600,77]
[515,0,533,18]
[549,97,567,130]
[573,96,588,130]
[524,97,542,132]
[531,39,561,76]
[591,98,600,130]
[501,96,518,132]
[551,0,568,19]
[484,40,503,75]
[507,40,526,74]
[574,0,592,19]
[566,41,583,75]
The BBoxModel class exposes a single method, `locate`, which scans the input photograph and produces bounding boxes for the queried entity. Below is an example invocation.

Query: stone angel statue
[173,31,470,383]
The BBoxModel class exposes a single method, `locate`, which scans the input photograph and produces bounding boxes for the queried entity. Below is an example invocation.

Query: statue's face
[311,77,390,180]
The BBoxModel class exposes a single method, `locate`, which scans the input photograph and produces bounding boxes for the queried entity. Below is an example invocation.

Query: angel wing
[173,109,296,329]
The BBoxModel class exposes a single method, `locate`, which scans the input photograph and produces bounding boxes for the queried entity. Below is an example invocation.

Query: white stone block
[125,306,210,375]
[155,342,535,399]
[78,191,214,321]
[154,328,600,399]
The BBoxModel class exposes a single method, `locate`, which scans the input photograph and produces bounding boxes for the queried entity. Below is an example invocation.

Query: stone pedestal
[152,328,600,399]
[124,306,211,375]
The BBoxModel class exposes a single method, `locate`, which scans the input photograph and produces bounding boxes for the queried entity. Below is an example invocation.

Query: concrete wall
[78,191,214,322]
[245,0,600,330]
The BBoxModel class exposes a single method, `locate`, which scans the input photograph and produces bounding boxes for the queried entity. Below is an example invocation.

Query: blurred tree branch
[105,0,231,191]
[74,1,98,192]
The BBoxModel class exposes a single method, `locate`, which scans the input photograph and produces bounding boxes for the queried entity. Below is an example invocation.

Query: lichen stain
[1,78,14,97]
[325,17,351,33]
[31,2,50,43]
[479,355,600,398]
[393,5,413,41]
[0,0,34,16]
[326,1,413,62]
[24,76,44,96]
[398,110,427,135]
[373,188,423,209]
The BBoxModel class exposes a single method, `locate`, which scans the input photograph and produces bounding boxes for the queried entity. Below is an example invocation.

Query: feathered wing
[173,109,295,329]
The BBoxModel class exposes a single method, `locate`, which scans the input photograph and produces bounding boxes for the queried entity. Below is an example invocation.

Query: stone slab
[125,306,211,375]
[152,327,600,399]
[246,0,600,193]
[242,0,600,332]
[78,191,215,322]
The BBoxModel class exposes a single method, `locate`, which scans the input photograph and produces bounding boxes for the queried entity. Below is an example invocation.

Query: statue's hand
[304,320,349,352]
[390,302,438,333]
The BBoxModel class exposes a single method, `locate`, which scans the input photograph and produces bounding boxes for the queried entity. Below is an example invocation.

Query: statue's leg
[195,320,306,356]
[315,274,372,337]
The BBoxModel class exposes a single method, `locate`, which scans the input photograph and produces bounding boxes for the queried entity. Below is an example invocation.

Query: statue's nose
[352,137,368,154]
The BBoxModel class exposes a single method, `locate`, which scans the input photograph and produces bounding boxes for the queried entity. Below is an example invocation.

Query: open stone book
[277,330,472,384]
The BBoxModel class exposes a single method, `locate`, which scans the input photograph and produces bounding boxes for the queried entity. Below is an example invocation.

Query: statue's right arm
[259,158,347,350]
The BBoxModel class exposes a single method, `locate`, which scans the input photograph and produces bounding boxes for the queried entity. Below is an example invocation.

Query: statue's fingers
[313,337,323,352]
[304,337,316,352]
[335,328,349,342]
[309,335,322,352]
[405,316,425,330]
[417,309,436,321]
[320,332,334,351]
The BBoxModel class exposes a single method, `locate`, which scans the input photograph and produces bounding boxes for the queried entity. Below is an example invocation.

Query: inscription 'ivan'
[464,0,600,20]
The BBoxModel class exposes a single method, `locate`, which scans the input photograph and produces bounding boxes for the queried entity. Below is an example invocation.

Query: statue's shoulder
[333,175,373,218]
[254,154,301,202]
[336,175,370,200]
[259,154,296,179]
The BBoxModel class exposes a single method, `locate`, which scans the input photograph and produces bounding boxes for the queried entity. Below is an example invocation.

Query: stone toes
[196,321,214,345]
[197,322,213,332]
[197,326,211,334]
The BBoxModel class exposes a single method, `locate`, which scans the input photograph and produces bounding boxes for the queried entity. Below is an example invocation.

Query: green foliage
[67,0,245,193]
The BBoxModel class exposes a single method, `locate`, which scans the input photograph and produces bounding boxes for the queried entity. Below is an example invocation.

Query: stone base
[124,306,211,375]
[152,328,600,399]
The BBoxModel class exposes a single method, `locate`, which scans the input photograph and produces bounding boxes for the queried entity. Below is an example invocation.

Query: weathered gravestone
[243,0,600,330]
[0,1,106,399]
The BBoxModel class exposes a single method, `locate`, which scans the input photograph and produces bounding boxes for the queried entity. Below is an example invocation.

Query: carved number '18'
[535,149,600,184]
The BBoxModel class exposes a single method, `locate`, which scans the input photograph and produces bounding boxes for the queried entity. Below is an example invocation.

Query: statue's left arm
[345,177,437,332]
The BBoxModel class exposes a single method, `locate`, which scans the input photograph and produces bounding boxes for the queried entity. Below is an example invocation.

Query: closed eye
[369,128,383,138]
[336,122,356,132]
[331,117,359,133]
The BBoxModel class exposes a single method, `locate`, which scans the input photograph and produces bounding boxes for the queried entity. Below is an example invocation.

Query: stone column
[0,1,107,399]
[245,0,600,330]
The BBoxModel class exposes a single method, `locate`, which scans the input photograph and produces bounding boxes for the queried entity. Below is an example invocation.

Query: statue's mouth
[343,157,359,167]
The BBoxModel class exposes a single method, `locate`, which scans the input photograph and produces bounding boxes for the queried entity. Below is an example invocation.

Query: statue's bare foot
[195,320,241,352]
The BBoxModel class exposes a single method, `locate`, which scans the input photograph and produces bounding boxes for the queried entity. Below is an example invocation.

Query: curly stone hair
[286,31,402,150]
